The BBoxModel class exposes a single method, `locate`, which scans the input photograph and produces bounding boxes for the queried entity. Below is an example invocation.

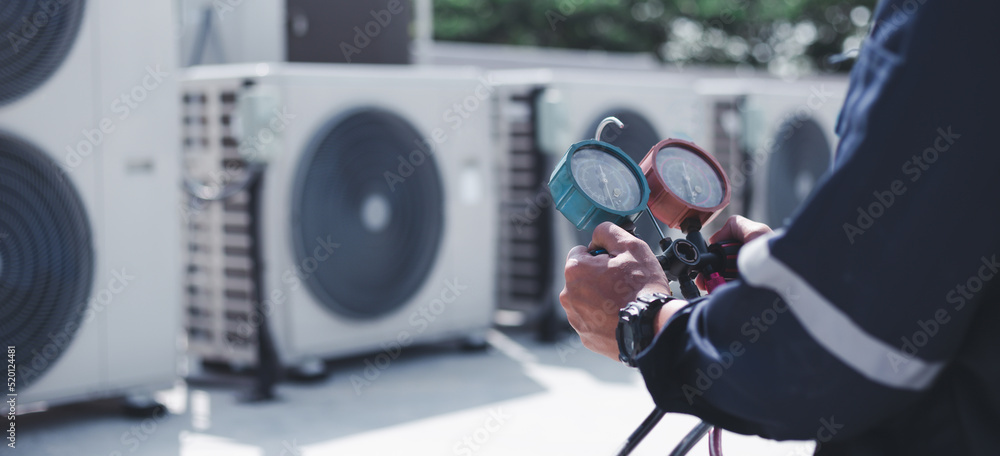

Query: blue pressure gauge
[549,138,650,232]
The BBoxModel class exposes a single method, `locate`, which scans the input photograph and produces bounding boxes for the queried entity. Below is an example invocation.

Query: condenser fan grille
[0,133,93,388]
[766,117,832,226]
[294,109,444,319]
[581,110,663,252]
[0,1,87,105]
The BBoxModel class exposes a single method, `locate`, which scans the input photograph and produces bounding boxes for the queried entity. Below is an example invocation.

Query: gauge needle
[682,162,697,201]
[598,164,615,203]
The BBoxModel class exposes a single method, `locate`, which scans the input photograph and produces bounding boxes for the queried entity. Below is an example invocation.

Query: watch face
[622,324,636,353]
[618,304,653,367]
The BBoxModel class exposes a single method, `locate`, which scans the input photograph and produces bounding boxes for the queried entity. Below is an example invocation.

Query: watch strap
[617,292,675,367]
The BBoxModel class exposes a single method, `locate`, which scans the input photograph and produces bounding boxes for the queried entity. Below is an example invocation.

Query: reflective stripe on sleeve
[737,231,943,391]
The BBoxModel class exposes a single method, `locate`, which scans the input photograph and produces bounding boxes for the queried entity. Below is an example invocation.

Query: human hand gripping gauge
[615,137,742,456]
[549,122,745,456]
[550,128,741,293]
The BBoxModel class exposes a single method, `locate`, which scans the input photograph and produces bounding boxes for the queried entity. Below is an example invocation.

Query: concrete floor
[15,329,815,456]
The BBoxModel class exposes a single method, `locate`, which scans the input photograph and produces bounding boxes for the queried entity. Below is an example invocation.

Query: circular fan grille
[581,110,663,252]
[0,133,94,388]
[766,117,832,226]
[0,1,87,106]
[293,109,444,319]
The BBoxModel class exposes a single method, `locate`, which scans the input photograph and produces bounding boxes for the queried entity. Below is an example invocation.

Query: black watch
[616,293,674,367]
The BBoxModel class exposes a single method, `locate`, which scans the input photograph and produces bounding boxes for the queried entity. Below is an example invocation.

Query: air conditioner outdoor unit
[0,0,182,409]
[180,64,498,371]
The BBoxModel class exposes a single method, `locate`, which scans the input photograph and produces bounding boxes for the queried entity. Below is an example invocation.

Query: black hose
[614,407,714,456]
[616,408,666,456]
[669,422,714,456]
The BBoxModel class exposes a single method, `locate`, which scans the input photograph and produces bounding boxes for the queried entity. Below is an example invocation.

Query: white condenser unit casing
[0,0,181,407]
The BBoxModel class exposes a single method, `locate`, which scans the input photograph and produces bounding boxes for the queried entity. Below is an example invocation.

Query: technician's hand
[695,215,772,290]
[560,222,673,361]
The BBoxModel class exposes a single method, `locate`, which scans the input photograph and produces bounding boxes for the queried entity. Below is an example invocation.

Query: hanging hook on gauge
[640,138,731,233]
[548,117,650,237]
[594,116,624,142]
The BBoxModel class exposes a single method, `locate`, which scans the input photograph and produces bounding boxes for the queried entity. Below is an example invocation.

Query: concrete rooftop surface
[16,329,814,456]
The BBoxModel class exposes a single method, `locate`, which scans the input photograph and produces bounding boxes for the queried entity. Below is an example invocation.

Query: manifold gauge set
[549,117,731,236]
[548,117,743,456]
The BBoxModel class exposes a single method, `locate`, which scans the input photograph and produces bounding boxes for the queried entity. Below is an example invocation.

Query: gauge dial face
[570,147,642,212]
[654,146,725,208]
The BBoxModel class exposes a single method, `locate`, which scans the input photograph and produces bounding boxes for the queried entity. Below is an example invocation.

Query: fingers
[565,244,609,284]
[697,216,770,291]
[567,244,590,260]
[708,215,740,244]
[566,244,610,267]
[560,228,673,361]
[589,222,644,256]
[709,215,773,245]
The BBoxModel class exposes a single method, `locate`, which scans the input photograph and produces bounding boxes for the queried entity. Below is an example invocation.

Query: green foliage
[434,0,665,51]
[434,0,878,74]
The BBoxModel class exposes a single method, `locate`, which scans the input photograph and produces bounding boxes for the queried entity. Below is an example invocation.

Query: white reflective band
[738,231,943,391]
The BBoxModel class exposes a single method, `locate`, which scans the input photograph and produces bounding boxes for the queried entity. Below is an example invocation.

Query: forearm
[635,276,905,440]
[653,297,689,334]
[636,221,989,440]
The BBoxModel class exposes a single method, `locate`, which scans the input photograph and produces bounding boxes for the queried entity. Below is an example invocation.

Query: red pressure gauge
[640,138,731,232]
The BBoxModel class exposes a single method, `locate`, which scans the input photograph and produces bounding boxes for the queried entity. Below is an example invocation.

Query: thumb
[588,222,638,256]
[709,215,772,245]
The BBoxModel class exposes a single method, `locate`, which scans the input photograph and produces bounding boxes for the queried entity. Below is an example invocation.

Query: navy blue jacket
[637,1,1000,454]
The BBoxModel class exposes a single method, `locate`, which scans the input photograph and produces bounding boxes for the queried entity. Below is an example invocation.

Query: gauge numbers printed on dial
[654,146,725,208]
[570,147,643,212]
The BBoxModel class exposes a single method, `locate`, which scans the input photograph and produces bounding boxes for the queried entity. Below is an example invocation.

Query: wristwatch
[616,292,674,367]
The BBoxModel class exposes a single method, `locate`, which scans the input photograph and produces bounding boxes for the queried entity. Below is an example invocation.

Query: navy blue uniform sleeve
[637,0,1000,441]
